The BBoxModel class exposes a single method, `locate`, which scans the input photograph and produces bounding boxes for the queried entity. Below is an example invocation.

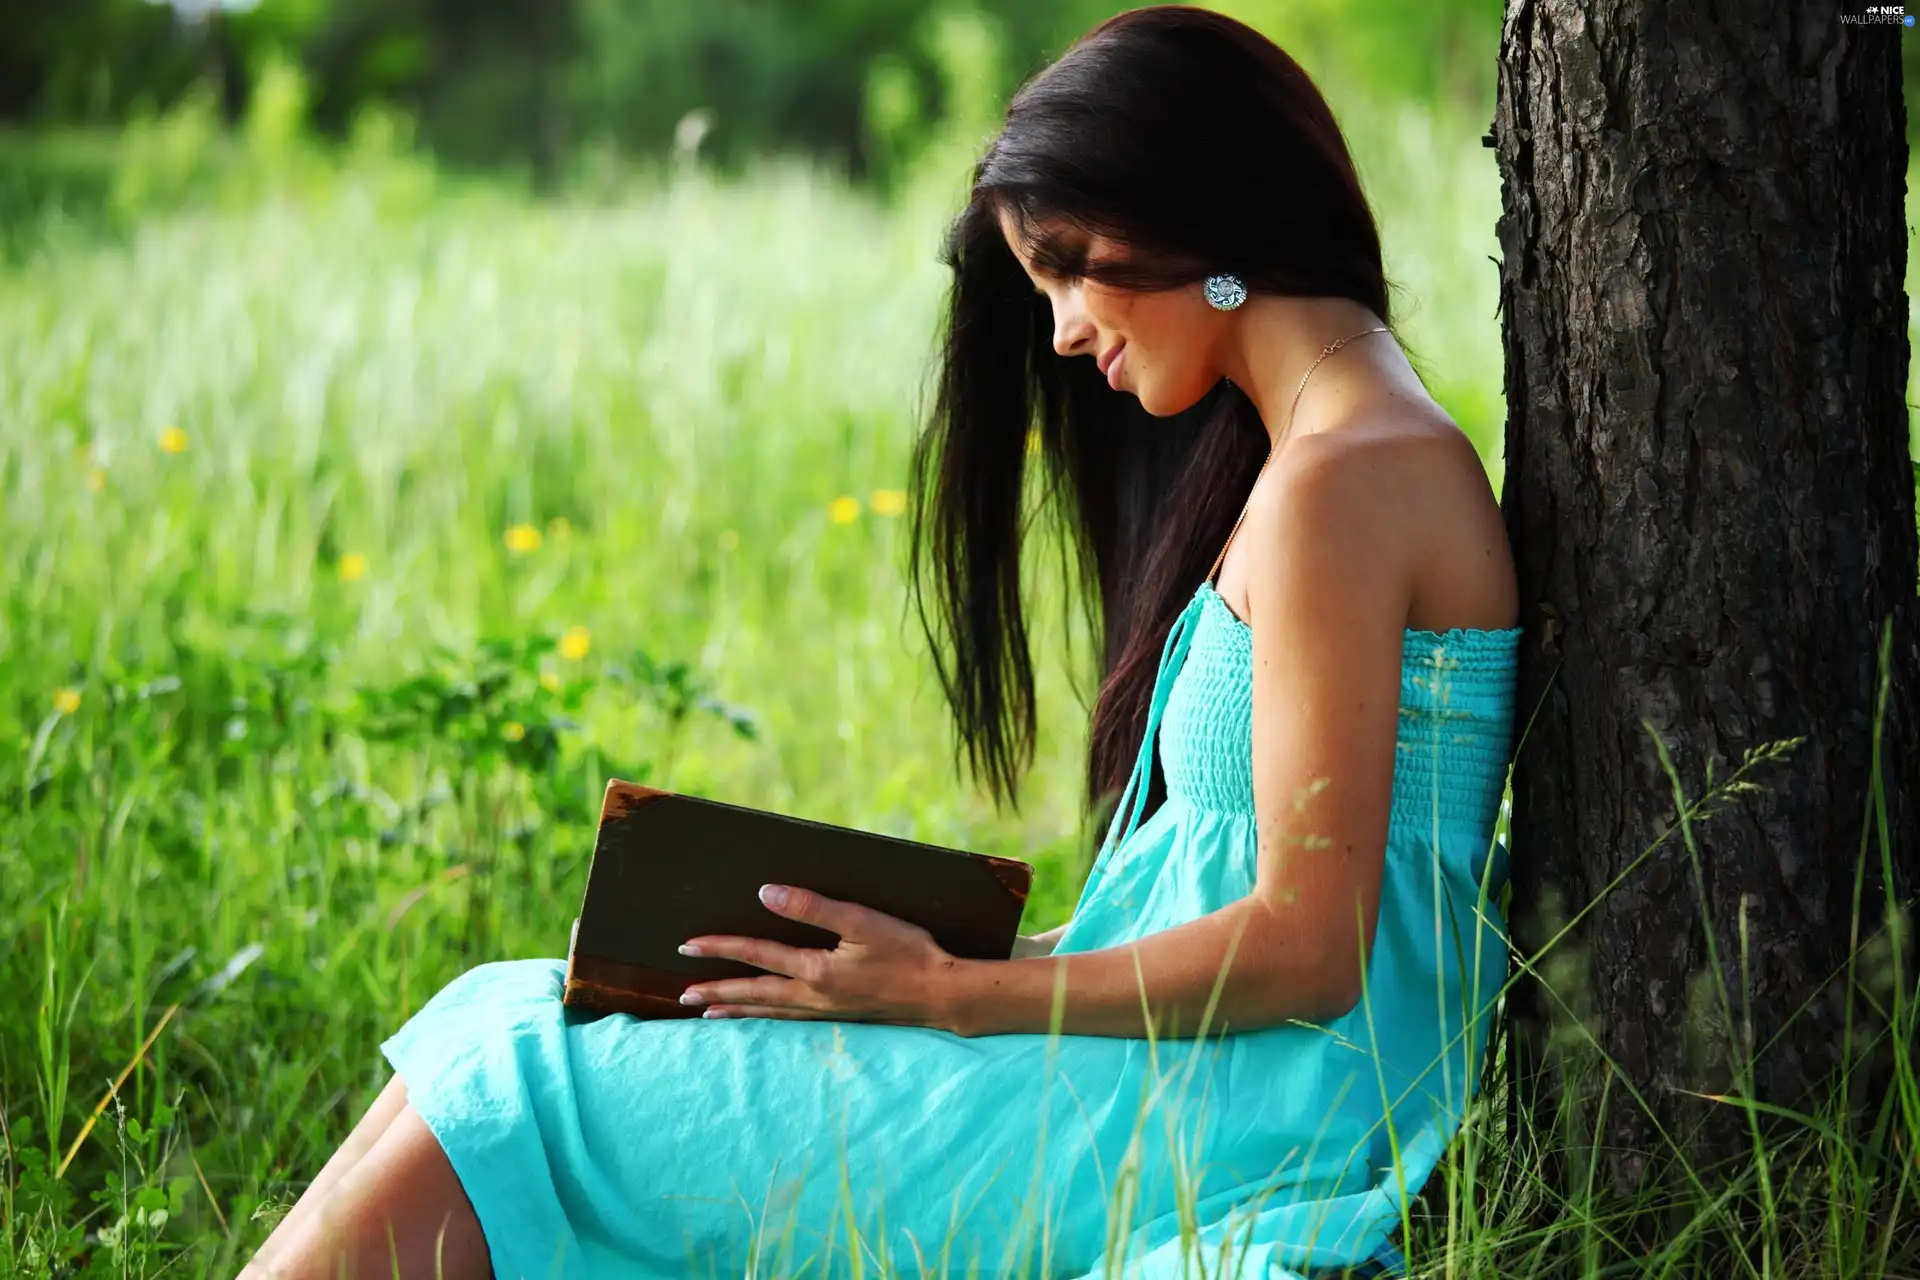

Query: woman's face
[995,206,1230,417]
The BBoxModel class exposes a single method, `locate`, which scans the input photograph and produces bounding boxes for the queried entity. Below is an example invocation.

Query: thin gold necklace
[1204,325,1391,587]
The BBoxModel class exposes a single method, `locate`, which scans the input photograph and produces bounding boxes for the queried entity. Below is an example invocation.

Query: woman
[244,7,1521,1278]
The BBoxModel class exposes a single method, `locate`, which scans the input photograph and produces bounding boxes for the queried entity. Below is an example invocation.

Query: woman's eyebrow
[1026,229,1090,276]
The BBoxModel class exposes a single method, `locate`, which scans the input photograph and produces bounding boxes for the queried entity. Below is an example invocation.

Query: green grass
[1,93,1918,1277]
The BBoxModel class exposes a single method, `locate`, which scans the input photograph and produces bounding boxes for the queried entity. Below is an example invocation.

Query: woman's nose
[1051,301,1096,358]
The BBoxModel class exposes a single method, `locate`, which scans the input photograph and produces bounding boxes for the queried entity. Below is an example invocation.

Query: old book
[562,779,1035,1020]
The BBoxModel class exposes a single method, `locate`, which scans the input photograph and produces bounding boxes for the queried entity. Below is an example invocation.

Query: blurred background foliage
[1,0,1511,188]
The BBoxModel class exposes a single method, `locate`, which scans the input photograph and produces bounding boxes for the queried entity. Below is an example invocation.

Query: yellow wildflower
[338,552,368,582]
[53,688,82,715]
[869,488,907,517]
[504,523,543,555]
[559,626,592,661]
[828,496,860,524]
[547,516,573,541]
[718,529,739,550]
[540,670,563,693]
[85,468,106,493]
[501,721,526,742]
[158,426,188,455]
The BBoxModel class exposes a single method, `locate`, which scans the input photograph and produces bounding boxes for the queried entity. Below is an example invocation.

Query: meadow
[2,76,1917,1277]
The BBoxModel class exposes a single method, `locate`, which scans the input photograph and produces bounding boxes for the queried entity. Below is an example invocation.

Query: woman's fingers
[758,884,909,943]
[678,934,823,980]
[680,974,812,1009]
[674,885,952,1028]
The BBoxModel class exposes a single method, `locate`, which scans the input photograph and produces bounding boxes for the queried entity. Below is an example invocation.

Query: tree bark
[1492,0,1920,1210]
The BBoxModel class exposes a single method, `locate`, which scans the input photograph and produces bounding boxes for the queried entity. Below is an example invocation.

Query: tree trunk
[1491,0,1920,1214]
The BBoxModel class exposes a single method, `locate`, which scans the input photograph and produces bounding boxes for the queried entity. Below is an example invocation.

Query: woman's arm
[934,896,1351,1038]
[936,443,1412,1040]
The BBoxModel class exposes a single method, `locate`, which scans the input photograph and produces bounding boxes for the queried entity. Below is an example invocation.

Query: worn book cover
[562,779,1035,1019]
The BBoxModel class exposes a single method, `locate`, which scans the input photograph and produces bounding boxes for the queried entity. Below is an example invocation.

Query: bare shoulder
[1265,419,1518,634]
[1266,418,1467,532]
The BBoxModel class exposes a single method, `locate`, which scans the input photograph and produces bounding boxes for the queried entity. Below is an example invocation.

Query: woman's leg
[247,1073,412,1270]
[239,1101,490,1280]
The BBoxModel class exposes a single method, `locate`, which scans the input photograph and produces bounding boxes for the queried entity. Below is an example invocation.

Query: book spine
[562,950,702,1020]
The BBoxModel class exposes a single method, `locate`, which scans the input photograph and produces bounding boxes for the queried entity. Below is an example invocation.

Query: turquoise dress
[383,577,1521,1280]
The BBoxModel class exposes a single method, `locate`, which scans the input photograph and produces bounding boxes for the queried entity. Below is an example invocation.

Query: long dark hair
[905,5,1403,855]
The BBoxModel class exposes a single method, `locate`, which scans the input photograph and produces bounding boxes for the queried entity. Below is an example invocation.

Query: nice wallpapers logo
[1839,4,1914,23]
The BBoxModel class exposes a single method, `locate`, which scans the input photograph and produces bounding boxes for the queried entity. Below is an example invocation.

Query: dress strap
[1205,439,1277,589]
[1090,588,1207,876]
[1203,525,1235,590]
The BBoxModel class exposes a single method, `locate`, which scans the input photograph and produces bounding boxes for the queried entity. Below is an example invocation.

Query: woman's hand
[676,884,962,1029]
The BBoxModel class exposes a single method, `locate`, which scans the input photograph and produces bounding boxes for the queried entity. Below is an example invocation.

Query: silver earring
[1202,273,1247,311]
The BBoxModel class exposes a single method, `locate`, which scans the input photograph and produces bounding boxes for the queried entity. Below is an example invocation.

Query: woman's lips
[1105,345,1126,390]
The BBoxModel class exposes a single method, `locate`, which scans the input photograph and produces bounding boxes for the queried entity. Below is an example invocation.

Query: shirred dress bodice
[1161,580,1517,831]
[1064,579,1520,920]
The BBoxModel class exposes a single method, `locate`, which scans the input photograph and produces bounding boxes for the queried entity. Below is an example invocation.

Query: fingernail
[679,990,705,1006]
[702,1008,730,1019]
[759,884,789,909]
[677,943,702,956]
